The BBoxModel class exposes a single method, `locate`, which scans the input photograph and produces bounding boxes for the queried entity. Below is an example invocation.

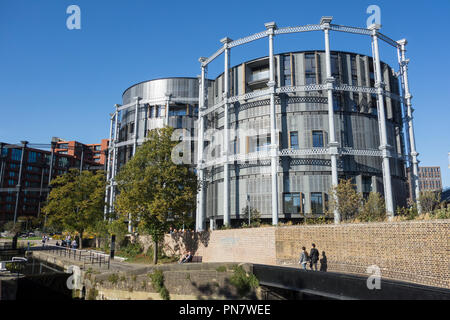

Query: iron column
[321,16,340,223]
[369,24,394,219]
[196,58,207,232]
[265,21,279,226]
[221,37,232,227]
[397,39,421,213]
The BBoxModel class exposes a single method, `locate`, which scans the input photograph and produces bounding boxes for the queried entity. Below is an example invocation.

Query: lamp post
[13,141,28,225]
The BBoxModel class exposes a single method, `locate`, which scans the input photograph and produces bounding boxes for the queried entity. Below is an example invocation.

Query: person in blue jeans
[299,247,309,270]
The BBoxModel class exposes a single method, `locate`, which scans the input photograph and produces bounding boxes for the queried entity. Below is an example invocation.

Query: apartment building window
[330,53,339,80]
[8,179,15,186]
[362,176,372,199]
[129,122,134,134]
[1,148,7,157]
[283,55,292,86]
[256,134,271,152]
[352,92,360,112]
[311,192,323,214]
[283,193,303,214]
[11,149,21,161]
[333,93,342,111]
[289,131,299,149]
[58,143,68,149]
[305,53,316,85]
[28,151,37,163]
[312,131,324,148]
[351,55,358,84]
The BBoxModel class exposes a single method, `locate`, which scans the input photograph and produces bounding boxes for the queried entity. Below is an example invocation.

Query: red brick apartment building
[0,141,103,224]
[418,166,443,192]
[54,138,109,166]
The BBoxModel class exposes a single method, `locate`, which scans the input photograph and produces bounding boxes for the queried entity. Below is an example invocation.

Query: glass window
[305,53,316,85]
[11,149,21,161]
[256,134,271,152]
[330,53,339,78]
[169,106,187,117]
[312,131,324,148]
[311,193,323,214]
[290,131,299,149]
[333,93,341,111]
[58,143,69,149]
[284,193,302,214]
[1,147,7,157]
[28,151,37,163]
[283,55,292,86]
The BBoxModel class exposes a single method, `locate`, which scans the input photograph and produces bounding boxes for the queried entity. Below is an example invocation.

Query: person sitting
[179,251,193,264]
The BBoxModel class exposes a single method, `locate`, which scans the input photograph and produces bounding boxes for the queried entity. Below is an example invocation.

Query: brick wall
[162,227,277,265]
[162,220,449,289]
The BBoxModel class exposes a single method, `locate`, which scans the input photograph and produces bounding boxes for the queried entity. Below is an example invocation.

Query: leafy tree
[241,206,261,227]
[419,191,441,213]
[328,178,363,221]
[115,127,198,264]
[3,221,21,234]
[42,169,106,249]
[360,192,386,222]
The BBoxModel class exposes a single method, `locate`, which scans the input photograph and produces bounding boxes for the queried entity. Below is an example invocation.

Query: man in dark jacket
[309,243,319,271]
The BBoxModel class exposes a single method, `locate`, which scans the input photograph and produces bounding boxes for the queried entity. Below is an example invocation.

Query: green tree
[115,127,198,264]
[42,169,106,249]
[241,206,261,227]
[328,178,363,221]
[360,192,386,222]
[419,191,441,213]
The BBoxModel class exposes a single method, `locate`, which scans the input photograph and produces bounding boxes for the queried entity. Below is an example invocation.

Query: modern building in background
[106,18,421,231]
[417,166,442,192]
[0,141,98,224]
[105,78,204,219]
[54,138,109,166]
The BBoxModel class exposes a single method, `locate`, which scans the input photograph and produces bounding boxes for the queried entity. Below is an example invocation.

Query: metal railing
[28,245,110,269]
[0,257,28,276]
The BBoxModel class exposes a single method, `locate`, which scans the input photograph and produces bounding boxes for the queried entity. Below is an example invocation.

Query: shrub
[149,270,170,300]
[86,288,98,300]
[216,266,227,272]
[120,242,143,258]
[108,273,119,284]
[328,179,363,221]
[419,191,441,213]
[229,265,259,298]
[359,192,386,222]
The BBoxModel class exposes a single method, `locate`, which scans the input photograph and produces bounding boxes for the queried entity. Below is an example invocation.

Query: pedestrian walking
[309,243,319,271]
[320,251,328,272]
[298,246,309,270]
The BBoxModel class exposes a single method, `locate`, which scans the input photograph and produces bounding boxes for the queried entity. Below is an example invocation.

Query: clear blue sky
[0,0,449,187]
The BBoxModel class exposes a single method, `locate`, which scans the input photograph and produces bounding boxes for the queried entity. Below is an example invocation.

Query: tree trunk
[79,231,83,249]
[153,238,158,265]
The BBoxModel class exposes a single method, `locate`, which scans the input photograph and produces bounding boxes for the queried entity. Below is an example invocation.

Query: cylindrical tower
[201,50,407,226]
[106,77,202,219]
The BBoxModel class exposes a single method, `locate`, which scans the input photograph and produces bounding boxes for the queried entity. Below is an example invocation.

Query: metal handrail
[28,245,110,269]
